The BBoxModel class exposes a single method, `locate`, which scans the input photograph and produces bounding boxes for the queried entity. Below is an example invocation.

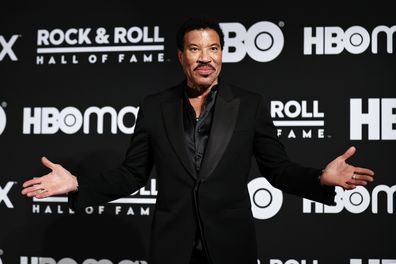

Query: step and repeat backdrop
[1,3,395,264]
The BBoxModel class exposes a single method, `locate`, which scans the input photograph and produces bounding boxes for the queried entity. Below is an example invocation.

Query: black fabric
[69,80,336,264]
[189,247,211,264]
[183,85,218,173]
[182,85,218,252]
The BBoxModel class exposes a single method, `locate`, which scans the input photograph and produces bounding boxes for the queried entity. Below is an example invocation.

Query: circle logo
[245,21,284,62]
[248,177,283,219]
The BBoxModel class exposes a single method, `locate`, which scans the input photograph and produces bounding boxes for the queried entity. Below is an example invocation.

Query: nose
[198,49,212,63]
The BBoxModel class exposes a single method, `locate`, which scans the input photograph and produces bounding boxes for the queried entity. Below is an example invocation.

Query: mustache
[194,64,215,71]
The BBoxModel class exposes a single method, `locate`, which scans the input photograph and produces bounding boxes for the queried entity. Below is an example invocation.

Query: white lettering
[114,26,163,44]
[350,98,396,140]
[305,25,396,55]
[141,207,150,215]
[0,182,15,208]
[351,259,396,264]
[115,206,122,215]
[303,185,395,214]
[20,256,148,264]
[304,27,323,55]
[271,100,323,118]
[0,35,19,61]
[23,106,139,135]
[382,99,396,140]
[372,185,396,213]
[371,25,396,53]
[221,21,284,63]
[37,28,92,46]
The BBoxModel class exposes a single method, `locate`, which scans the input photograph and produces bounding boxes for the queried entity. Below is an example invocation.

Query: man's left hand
[320,146,375,189]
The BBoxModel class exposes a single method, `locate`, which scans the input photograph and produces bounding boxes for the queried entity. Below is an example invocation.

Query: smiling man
[22,17,374,264]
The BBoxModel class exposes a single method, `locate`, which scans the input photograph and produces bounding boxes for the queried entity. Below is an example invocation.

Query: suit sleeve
[253,95,335,205]
[69,99,154,210]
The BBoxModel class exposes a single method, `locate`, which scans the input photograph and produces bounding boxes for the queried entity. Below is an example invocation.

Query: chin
[197,77,216,87]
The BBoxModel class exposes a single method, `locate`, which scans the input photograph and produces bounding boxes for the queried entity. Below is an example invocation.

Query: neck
[186,85,212,99]
[186,77,218,98]
[186,83,217,119]
[186,80,218,99]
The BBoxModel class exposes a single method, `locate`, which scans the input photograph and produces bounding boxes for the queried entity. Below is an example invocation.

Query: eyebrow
[186,43,220,47]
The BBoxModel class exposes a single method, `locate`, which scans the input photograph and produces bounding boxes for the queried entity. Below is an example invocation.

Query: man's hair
[176,16,225,51]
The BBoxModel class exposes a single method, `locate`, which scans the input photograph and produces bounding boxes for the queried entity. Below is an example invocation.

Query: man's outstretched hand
[21,157,78,199]
[320,146,375,189]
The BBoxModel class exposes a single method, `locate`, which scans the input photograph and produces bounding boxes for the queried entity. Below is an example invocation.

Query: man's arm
[21,100,154,209]
[252,95,374,205]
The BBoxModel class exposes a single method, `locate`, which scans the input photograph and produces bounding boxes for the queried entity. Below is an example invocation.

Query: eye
[190,47,198,52]
[211,46,219,52]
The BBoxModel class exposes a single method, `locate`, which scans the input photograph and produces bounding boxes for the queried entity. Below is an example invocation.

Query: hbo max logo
[304,25,396,55]
[220,21,284,62]
[23,106,139,135]
[20,256,147,264]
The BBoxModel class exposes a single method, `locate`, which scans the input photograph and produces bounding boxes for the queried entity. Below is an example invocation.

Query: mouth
[194,65,215,76]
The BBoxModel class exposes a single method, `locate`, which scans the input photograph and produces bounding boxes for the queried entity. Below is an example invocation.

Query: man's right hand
[21,156,78,199]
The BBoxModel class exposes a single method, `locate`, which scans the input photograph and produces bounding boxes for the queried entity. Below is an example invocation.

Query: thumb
[41,156,56,170]
[340,146,356,161]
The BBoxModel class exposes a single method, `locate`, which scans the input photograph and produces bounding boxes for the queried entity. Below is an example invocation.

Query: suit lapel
[199,82,240,180]
[161,86,197,180]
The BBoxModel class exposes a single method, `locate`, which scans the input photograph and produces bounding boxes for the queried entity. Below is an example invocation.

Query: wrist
[71,175,79,192]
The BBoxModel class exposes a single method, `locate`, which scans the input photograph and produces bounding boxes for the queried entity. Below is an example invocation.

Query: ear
[177,49,183,64]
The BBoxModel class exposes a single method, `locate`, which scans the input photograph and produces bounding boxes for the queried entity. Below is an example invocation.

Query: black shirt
[183,85,218,173]
[182,84,218,252]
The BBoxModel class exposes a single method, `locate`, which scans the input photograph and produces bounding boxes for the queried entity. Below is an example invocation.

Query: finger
[350,179,368,186]
[36,189,51,199]
[25,191,36,197]
[354,174,374,182]
[340,146,356,161]
[25,189,41,197]
[343,183,356,190]
[352,174,374,184]
[22,177,42,188]
[21,184,43,195]
[27,189,48,198]
[355,167,375,176]
[41,156,56,170]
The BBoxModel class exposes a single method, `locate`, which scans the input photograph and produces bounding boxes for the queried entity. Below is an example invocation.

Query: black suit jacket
[70,80,335,264]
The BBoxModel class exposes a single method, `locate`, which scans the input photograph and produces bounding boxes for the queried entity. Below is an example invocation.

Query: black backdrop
[1,2,395,264]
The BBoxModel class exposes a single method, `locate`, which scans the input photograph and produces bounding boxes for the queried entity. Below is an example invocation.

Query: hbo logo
[350,98,396,140]
[220,21,284,63]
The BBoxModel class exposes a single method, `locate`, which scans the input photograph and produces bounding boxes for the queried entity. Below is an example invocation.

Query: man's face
[178,28,222,92]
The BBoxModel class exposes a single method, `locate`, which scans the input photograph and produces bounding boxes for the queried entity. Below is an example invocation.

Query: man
[21,17,374,264]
